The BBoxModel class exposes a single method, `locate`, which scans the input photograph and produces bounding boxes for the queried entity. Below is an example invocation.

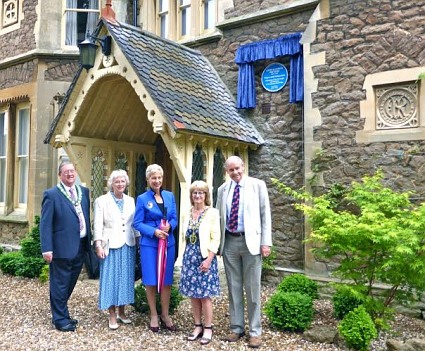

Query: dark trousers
[49,239,85,327]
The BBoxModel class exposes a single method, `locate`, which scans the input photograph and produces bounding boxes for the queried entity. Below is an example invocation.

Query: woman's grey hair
[146,164,164,179]
[107,169,130,190]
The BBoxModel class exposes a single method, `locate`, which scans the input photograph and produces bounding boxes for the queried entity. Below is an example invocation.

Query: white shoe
[109,317,119,330]
[117,315,131,324]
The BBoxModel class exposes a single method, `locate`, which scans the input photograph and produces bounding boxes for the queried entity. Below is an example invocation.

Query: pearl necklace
[57,183,82,206]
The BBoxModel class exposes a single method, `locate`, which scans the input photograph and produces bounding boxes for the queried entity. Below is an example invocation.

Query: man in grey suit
[216,156,272,348]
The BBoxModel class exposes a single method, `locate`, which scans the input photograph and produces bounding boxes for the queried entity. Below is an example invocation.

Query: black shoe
[200,326,213,345]
[56,323,76,332]
[70,319,78,325]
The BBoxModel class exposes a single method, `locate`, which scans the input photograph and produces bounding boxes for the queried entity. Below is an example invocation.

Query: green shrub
[0,246,3,255]
[333,284,365,320]
[0,251,22,275]
[39,264,49,283]
[20,216,42,258]
[264,291,314,332]
[262,249,276,272]
[0,252,45,278]
[273,169,425,324]
[277,273,319,300]
[133,284,183,315]
[338,305,378,351]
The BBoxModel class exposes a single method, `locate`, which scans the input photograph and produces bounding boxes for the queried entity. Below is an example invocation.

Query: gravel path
[1,271,425,351]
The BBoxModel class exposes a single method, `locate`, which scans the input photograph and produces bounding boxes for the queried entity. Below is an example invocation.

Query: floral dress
[179,209,220,298]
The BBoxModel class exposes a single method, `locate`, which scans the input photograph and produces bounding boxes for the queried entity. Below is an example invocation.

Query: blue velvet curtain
[235,32,304,109]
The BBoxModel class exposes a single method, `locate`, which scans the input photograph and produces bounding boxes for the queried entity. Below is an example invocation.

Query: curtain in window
[65,0,77,45]
[86,0,99,37]
[235,32,304,109]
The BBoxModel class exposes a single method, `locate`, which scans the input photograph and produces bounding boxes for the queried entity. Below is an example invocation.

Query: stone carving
[3,0,18,27]
[376,84,418,129]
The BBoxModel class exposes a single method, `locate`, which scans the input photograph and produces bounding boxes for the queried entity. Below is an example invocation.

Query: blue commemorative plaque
[261,63,288,92]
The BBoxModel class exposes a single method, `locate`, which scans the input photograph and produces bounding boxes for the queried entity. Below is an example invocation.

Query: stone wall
[305,0,425,273]
[310,0,425,192]
[0,221,29,245]
[194,6,313,271]
[224,0,291,18]
[44,59,80,82]
[0,60,36,89]
[0,0,37,61]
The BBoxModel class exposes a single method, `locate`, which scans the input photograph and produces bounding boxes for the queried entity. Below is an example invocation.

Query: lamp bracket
[88,34,112,56]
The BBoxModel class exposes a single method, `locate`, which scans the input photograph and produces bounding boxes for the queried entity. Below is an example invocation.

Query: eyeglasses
[62,170,76,175]
[192,191,206,196]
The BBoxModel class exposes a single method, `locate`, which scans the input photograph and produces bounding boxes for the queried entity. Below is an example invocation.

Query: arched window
[135,154,147,198]
[191,144,206,182]
[212,147,225,206]
[91,148,107,201]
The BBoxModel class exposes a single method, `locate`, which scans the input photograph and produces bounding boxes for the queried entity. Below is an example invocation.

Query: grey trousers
[223,234,262,337]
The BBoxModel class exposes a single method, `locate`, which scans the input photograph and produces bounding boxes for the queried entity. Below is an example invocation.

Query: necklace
[188,207,208,244]
[57,183,82,206]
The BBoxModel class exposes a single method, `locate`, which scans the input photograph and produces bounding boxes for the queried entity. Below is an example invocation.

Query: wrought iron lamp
[79,35,112,70]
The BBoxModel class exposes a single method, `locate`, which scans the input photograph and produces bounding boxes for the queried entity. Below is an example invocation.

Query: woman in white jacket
[179,180,221,345]
[93,169,139,330]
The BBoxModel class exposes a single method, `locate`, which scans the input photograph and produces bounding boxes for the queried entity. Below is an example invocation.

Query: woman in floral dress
[179,180,221,345]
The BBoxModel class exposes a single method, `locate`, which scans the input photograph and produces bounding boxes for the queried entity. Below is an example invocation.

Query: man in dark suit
[40,161,91,332]
[216,156,272,348]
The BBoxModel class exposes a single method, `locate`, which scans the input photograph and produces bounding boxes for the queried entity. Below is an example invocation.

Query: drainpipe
[133,0,138,26]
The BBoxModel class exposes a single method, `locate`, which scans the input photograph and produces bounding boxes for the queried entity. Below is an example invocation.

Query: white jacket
[181,207,221,259]
[93,192,139,255]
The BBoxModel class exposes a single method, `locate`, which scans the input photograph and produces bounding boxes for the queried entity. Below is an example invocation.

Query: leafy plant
[338,305,378,351]
[262,249,276,272]
[272,169,425,324]
[39,264,49,283]
[332,284,365,320]
[277,273,319,300]
[133,284,183,315]
[264,291,314,332]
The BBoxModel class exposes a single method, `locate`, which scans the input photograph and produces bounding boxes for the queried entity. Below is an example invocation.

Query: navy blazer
[40,185,91,259]
[133,188,178,248]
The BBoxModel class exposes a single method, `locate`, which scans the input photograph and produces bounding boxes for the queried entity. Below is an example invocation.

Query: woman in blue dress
[133,164,178,332]
[93,170,139,330]
[179,180,221,345]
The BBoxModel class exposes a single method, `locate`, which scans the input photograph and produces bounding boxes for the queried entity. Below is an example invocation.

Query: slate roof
[45,20,264,145]
[108,21,264,145]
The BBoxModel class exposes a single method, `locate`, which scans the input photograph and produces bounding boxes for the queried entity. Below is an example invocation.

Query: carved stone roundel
[377,87,417,127]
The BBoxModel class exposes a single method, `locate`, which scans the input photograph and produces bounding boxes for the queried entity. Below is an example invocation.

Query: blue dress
[133,189,178,286]
[179,212,220,298]
[98,194,135,310]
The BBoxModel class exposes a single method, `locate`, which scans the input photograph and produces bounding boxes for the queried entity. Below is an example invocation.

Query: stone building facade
[1,0,425,282]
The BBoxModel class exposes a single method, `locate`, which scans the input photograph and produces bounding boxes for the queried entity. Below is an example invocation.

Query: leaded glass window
[91,149,107,201]
[192,144,206,182]
[135,154,147,198]
[212,147,225,206]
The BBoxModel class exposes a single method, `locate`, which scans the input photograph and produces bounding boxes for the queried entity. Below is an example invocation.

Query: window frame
[0,109,7,209]
[0,0,24,35]
[14,104,30,211]
[178,0,191,39]
[62,0,100,49]
[200,0,216,34]
[152,0,217,41]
